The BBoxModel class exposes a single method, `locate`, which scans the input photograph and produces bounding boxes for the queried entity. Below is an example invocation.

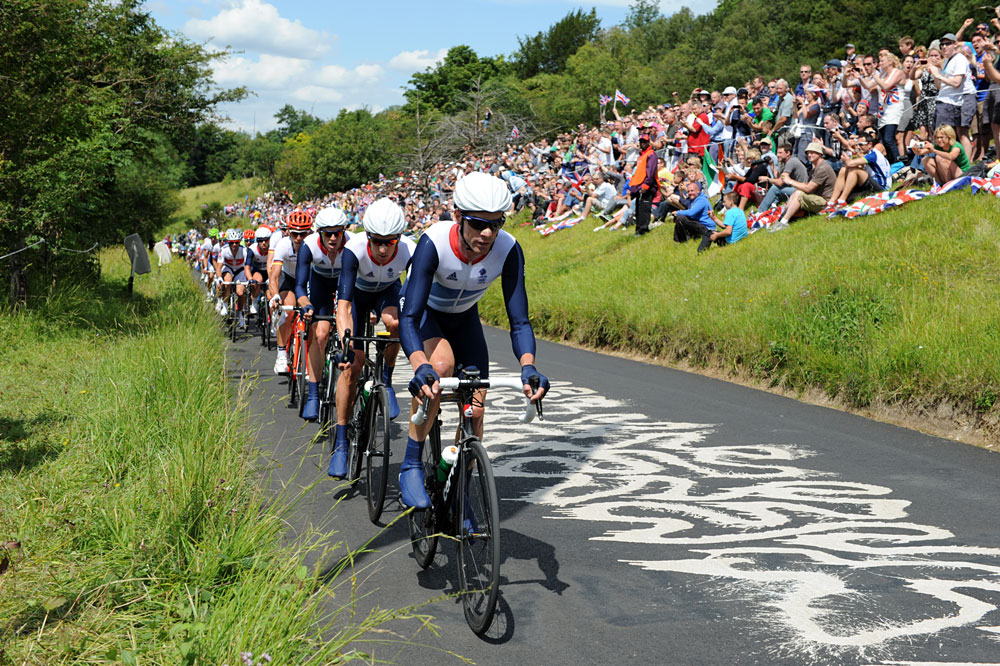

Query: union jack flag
[615,89,630,106]
[599,94,612,106]
[510,125,520,140]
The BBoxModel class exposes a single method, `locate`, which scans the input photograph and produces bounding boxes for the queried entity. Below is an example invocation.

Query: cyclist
[247,226,271,315]
[269,210,313,374]
[398,172,549,508]
[217,228,250,326]
[295,206,353,421]
[199,228,218,299]
[329,198,415,478]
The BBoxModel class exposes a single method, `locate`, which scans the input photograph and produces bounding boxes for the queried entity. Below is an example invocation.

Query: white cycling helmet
[363,198,406,236]
[453,172,512,213]
[315,206,349,230]
[254,227,272,241]
[225,228,242,242]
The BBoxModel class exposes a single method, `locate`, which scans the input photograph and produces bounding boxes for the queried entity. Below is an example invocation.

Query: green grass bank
[480,191,1000,448]
[163,178,265,236]
[0,251,412,664]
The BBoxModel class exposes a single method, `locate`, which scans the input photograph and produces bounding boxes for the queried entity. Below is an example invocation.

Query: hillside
[480,191,1000,448]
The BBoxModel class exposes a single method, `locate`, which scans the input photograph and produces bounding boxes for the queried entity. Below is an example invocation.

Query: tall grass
[0,250,421,663]
[480,191,1000,445]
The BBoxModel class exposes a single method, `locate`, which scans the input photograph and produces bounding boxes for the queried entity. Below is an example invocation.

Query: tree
[271,105,323,141]
[0,0,245,304]
[304,109,394,194]
[404,46,508,114]
[513,8,602,78]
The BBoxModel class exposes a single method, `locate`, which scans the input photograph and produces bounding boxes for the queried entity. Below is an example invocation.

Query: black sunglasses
[369,235,399,247]
[320,228,345,237]
[462,213,506,233]
[289,231,309,238]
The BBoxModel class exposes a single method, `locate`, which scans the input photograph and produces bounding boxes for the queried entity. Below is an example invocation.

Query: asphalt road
[224,313,1000,666]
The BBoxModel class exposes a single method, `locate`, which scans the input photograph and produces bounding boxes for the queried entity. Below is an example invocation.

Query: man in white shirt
[580,172,618,218]
[932,32,976,158]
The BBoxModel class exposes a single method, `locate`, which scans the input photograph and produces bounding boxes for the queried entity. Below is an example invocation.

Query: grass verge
[480,191,1000,448]
[0,249,421,664]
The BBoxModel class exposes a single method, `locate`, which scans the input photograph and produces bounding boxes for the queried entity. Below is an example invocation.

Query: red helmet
[242,229,255,241]
[285,210,312,232]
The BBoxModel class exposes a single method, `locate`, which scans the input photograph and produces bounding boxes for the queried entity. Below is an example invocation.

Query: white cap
[362,198,407,236]
[453,172,512,213]
[722,86,738,95]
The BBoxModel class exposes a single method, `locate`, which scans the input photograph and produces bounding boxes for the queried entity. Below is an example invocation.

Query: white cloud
[387,47,449,73]
[213,54,312,89]
[290,86,345,104]
[316,63,384,88]
[184,0,333,59]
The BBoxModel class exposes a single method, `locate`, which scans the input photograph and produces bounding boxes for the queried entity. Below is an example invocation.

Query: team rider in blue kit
[295,206,353,422]
[328,198,415,478]
[398,172,550,508]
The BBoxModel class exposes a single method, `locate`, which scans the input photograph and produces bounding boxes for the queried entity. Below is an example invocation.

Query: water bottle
[361,379,373,409]
[436,445,459,482]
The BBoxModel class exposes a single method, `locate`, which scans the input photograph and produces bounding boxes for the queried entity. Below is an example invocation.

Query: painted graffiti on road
[483,377,1000,664]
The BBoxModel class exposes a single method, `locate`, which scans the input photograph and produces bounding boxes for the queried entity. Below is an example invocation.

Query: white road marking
[479,377,1000,664]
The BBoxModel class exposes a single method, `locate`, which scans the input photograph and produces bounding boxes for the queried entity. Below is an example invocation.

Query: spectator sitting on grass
[757,143,807,210]
[582,172,619,220]
[709,192,748,245]
[769,141,839,231]
[672,180,717,252]
[824,131,891,208]
[915,124,971,185]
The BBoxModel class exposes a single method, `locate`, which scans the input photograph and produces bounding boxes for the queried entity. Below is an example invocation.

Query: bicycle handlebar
[410,375,539,426]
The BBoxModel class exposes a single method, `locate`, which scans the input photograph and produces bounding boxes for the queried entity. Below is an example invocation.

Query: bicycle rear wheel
[456,437,501,635]
[365,385,391,524]
[407,420,441,568]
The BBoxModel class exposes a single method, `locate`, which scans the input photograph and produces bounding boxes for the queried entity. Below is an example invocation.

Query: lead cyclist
[398,172,549,509]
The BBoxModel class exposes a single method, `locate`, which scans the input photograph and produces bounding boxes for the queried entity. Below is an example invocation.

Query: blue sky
[144,0,717,133]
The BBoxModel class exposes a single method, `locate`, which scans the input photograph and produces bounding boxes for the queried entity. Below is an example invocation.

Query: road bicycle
[408,368,542,635]
[276,305,306,411]
[248,279,272,350]
[338,322,399,524]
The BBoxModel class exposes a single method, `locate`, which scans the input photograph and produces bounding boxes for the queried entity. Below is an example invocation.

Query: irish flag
[701,151,725,198]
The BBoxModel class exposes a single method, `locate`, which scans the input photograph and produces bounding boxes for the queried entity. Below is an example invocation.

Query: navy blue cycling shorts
[309,274,337,317]
[351,283,401,350]
[416,305,489,378]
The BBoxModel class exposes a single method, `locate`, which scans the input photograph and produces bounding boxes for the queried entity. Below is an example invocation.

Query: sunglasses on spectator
[320,228,345,238]
[368,235,399,247]
[462,213,506,233]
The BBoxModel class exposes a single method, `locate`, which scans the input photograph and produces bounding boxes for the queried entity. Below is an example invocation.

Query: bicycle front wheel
[296,333,308,418]
[408,420,441,568]
[365,385,391,524]
[346,381,366,482]
[457,437,501,636]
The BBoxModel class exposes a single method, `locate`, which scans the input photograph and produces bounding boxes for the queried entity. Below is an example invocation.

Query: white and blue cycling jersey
[247,242,269,274]
[864,149,891,190]
[294,231,353,302]
[400,220,535,362]
[337,232,416,300]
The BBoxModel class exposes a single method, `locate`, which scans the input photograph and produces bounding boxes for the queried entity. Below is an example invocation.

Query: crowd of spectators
[217,15,1000,253]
